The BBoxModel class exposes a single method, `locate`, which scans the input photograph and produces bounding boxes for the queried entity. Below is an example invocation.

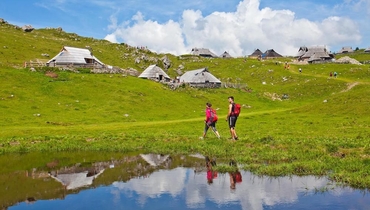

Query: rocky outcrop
[161,55,171,70]
[91,66,139,76]
[22,25,34,32]
[335,56,362,65]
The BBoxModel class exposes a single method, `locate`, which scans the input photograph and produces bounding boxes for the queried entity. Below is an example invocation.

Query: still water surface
[2,153,370,210]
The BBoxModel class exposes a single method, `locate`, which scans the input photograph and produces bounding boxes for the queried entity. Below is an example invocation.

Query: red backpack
[233,103,241,117]
[210,108,218,122]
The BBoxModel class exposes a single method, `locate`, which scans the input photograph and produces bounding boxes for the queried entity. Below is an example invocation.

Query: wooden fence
[24,60,46,68]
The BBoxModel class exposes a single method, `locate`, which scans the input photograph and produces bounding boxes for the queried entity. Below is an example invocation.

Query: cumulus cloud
[105,0,362,56]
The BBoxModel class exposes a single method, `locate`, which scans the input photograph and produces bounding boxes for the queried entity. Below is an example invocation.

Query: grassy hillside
[335,49,370,63]
[1,20,370,188]
[1,20,370,139]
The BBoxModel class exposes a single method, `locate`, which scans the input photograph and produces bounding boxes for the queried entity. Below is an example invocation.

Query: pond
[1,152,370,210]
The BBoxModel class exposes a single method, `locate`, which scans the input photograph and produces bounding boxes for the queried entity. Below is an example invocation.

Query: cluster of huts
[44,45,370,88]
[45,46,222,88]
[138,64,221,88]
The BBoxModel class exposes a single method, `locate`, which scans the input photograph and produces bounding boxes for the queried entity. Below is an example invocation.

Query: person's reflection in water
[229,159,242,190]
[205,156,217,184]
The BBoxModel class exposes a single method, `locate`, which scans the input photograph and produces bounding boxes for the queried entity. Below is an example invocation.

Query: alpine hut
[249,49,263,59]
[296,46,332,63]
[191,48,218,58]
[262,49,283,59]
[220,51,233,58]
[179,68,221,88]
[46,46,105,68]
[364,47,370,53]
[338,47,354,54]
[138,64,171,81]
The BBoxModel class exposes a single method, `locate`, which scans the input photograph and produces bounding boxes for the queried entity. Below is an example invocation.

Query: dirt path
[341,82,359,93]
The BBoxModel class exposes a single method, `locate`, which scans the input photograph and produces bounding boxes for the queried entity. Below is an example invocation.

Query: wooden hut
[220,51,233,58]
[338,47,354,54]
[249,49,263,59]
[262,49,283,59]
[179,68,221,88]
[138,65,171,81]
[296,46,332,63]
[46,46,104,68]
[191,48,218,58]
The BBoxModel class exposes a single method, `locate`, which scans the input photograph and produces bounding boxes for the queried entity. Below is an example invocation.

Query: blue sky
[1,0,369,56]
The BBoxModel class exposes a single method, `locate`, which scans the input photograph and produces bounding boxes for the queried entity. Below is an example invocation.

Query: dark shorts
[204,121,217,133]
[228,116,237,128]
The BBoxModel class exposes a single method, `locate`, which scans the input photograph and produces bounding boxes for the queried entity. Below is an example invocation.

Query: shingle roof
[220,51,232,58]
[47,46,104,65]
[338,46,354,53]
[138,64,170,79]
[364,47,370,52]
[191,48,218,57]
[299,46,331,59]
[296,46,308,57]
[249,49,263,57]
[263,49,283,58]
[180,68,221,83]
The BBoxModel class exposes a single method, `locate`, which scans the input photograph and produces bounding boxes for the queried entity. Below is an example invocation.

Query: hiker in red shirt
[201,102,220,139]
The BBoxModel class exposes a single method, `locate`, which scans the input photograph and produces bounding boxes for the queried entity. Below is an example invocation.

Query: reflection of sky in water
[110,168,369,210]
[10,168,370,210]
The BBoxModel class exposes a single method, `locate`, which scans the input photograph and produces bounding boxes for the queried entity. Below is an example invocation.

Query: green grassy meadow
[1,21,370,188]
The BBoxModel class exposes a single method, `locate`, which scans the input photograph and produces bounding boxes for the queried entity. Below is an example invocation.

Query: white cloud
[105,12,187,55]
[104,0,363,56]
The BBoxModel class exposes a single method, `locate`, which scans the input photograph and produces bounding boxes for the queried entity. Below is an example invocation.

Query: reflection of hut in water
[51,169,105,190]
[140,154,171,167]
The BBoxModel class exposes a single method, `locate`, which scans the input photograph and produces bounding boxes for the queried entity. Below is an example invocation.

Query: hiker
[299,68,302,73]
[226,96,238,140]
[330,72,333,77]
[229,160,242,190]
[205,156,217,184]
[334,72,337,78]
[201,102,220,139]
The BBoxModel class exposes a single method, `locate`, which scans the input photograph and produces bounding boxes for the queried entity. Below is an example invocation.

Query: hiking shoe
[235,137,238,140]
